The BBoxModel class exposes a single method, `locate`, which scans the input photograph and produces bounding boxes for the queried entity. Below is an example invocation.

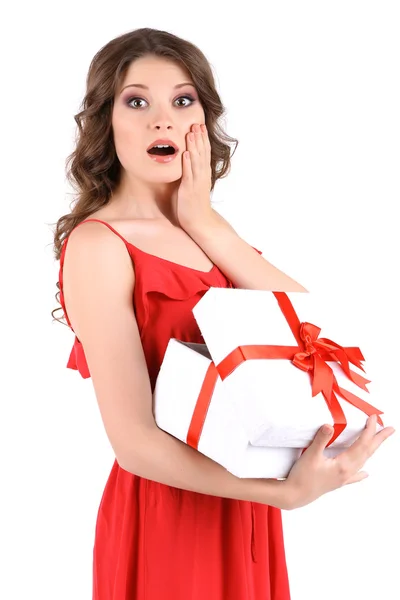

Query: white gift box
[154,338,342,479]
[153,288,383,479]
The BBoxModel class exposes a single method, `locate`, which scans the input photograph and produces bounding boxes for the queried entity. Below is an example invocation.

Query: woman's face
[112,55,206,185]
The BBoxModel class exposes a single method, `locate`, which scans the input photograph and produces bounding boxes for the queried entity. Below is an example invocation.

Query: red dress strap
[73,218,134,245]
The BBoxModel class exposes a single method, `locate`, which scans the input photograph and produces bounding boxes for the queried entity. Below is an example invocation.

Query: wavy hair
[51,27,238,326]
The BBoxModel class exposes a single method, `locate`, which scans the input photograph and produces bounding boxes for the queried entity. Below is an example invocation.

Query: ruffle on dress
[136,262,223,335]
[66,338,90,379]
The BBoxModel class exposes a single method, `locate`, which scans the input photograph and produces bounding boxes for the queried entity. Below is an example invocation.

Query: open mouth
[147,145,177,156]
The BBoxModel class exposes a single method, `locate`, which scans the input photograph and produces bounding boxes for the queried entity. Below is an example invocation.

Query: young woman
[52,27,394,600]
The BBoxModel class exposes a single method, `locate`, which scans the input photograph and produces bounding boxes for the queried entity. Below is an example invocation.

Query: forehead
[119,56,193,90]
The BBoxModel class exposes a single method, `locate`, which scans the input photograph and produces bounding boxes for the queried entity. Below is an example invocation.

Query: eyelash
[126,94,196,109]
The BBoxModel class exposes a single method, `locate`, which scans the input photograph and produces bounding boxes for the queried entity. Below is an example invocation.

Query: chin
[153,174,182,185]
[147,165,182,182]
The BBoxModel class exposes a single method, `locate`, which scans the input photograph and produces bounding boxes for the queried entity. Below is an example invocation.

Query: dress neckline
[80,218,218,275]
[125,240,218,275]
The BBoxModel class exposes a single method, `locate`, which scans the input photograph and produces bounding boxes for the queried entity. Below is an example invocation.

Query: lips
[146,138,179,153]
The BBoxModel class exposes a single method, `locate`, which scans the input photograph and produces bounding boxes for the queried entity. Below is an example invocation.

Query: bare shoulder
[64,218,134,276]
[66,217,129,254]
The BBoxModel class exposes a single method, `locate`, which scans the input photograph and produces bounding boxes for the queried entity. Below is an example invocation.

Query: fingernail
[322,425,333,434]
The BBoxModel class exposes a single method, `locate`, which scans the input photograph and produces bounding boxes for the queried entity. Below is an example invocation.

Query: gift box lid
[192,288,354,367]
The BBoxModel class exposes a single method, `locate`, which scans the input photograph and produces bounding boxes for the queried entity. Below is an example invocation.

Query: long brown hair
[51,27,238,326]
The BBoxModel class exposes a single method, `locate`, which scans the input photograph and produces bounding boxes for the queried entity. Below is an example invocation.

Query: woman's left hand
[172,123,214,231]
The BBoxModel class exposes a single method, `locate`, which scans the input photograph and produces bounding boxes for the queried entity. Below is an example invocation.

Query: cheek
[185,106,206,130]
[112,116,141,166]
[194,103,206,123]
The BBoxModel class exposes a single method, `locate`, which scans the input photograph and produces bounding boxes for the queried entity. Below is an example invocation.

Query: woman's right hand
[282,414,395,510]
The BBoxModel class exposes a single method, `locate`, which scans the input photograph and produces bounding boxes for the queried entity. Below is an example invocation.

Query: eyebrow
[120,82,196,94]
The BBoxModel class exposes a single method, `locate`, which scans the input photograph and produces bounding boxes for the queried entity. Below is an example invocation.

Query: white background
[1,1,399,598]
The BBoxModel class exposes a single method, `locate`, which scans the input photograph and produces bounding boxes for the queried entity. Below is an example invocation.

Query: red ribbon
[186,363,219,450]
[186,292,383,450]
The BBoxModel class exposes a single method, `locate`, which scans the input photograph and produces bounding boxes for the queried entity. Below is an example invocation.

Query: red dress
[58,218,291,600]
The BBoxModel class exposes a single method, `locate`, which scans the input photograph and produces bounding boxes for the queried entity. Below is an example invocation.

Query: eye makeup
[122,92,197,109]
[122,91,197,110]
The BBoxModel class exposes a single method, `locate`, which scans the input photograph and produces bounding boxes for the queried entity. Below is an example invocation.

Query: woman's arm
[123,424,289,507]
[183,209,308,292]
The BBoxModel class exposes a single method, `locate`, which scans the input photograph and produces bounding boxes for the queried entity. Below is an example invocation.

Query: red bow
[293,320,368,396]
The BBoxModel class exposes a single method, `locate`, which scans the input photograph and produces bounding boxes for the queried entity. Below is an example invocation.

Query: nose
[150,106,175,131]
[151,119,173,132]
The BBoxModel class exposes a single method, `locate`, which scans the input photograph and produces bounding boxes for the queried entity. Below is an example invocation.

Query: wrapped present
[154,337,343,478]
[154,288,384,479]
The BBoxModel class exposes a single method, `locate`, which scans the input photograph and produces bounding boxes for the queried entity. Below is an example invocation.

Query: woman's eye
[128,98,147,109]
[175,95,195,107]
[127,95,195,109]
